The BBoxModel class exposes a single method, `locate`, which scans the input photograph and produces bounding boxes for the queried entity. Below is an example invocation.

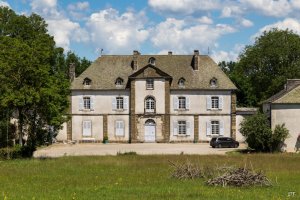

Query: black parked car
[210,137,239,148]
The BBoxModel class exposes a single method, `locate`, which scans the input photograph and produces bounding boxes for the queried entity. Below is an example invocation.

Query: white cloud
[67,1,89,11]
[29,0,89,50]
[31,0,57,11]
[86,8,149,54]
[148,0,221,15]
[252,18,300,40]
[240,0,291,17]
[221,6,243,18]
[198,16,213,24]
[0,0,10,7]
[151,18,236,54]
[240,18,254,27]
[211,44,244,62]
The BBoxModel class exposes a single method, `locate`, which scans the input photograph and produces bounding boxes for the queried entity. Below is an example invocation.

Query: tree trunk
[18,107,23,146]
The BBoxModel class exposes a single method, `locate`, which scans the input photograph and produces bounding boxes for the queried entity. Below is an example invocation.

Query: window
[211,96,219,109]
[83,78,91,86]
[115,120,125,136]
[116,97,124,110]
[178,78,185,88]
[174,96,189,110]
[115,78,124,87]
[211,121,220,135]
[145,96,155,113]
[178,97,186,109]
[149,57,156,65]
[112,96,128,111]
[146,79,154,90]
[210,78,218,87]
[178,121,186,135]
[83,97,91,109]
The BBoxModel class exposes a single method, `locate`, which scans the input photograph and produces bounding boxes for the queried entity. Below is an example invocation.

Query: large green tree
[223,29,300,106]
[0,7,70,147]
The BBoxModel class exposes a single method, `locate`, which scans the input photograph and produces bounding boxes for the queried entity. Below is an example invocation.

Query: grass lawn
[0,154,299,200]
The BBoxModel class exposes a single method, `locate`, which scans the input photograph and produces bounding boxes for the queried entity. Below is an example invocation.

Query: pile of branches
[206,167,272,187]
[169,160,204,180]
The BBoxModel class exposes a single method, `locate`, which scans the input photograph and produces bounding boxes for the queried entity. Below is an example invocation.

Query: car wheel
[218,144,222,148]
[234,144,238,148]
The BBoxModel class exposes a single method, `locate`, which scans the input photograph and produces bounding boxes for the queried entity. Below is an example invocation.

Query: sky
[2,0,300,63]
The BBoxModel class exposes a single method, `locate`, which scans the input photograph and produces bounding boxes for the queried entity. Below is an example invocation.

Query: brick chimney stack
[193,50,199,70]
[69,63,76,82]
[132,50,140,71]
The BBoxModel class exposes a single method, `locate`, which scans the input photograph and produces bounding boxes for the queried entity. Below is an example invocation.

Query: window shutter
[112,97,117,110]
[219,96,223,110]
[124,97,129,110]
[79,97,83,110]
[220,121,224,136]
[90,96,95,111]
[186,121,191,136]
[173,96,179,110]
[173,121,178,136]
[186,97,190,109]
[206,121,211,136]
[207,96,211,110]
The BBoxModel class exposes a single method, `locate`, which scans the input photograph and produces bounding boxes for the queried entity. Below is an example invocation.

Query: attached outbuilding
[263,79,300,152]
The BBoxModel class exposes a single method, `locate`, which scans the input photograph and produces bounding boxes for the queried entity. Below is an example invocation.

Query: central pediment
[129,64,172,79]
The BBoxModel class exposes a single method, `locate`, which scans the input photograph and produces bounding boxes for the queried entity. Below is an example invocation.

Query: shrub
[240,113,289,152]
[0,144,36,160]
[270,124,289,152]
[240,113,272,152]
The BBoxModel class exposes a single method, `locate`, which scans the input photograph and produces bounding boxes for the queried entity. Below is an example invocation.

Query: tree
[240,113,289,152]
[66,51,91,77]
[230,29,300,106]
[0,7,70,148]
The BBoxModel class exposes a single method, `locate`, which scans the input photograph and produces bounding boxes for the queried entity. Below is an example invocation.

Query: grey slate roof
[71,54,237,90]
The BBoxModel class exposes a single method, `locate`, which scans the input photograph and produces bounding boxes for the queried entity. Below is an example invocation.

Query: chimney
[168,51,172,55]
[69,63,76,82]
[193,50,199,70]
[286,79,300,90]
[132,50,140,71]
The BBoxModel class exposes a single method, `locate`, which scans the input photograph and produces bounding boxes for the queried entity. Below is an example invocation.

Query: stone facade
[59,51,238,143]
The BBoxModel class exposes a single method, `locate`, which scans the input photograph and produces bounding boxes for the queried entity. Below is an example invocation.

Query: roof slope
[71,54,237,90]
[264,79,300,104]
[273,85,300,103]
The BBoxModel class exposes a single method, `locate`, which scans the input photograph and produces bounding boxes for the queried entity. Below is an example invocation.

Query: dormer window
[149,57,156,65]
[83,78,91,86]
[178,78,185,88]
[115,78,124,87]
[210,78,218,87]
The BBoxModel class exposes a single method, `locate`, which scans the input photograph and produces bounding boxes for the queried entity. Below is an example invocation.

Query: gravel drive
[33,143,246,158]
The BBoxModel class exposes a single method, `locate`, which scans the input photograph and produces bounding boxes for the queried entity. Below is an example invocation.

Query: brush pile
[169,160,272,187]
[169,160,203,180]
[206,167,272,187]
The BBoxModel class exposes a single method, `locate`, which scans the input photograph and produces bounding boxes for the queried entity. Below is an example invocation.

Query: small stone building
[263,79,300,152]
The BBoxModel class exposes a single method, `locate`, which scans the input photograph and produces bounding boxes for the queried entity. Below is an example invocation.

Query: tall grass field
[0,154,299,199]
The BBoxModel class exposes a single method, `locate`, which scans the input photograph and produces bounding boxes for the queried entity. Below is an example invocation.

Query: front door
[144,119,156,142]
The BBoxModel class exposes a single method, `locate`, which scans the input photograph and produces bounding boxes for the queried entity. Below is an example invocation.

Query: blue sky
[1,0,300,63]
